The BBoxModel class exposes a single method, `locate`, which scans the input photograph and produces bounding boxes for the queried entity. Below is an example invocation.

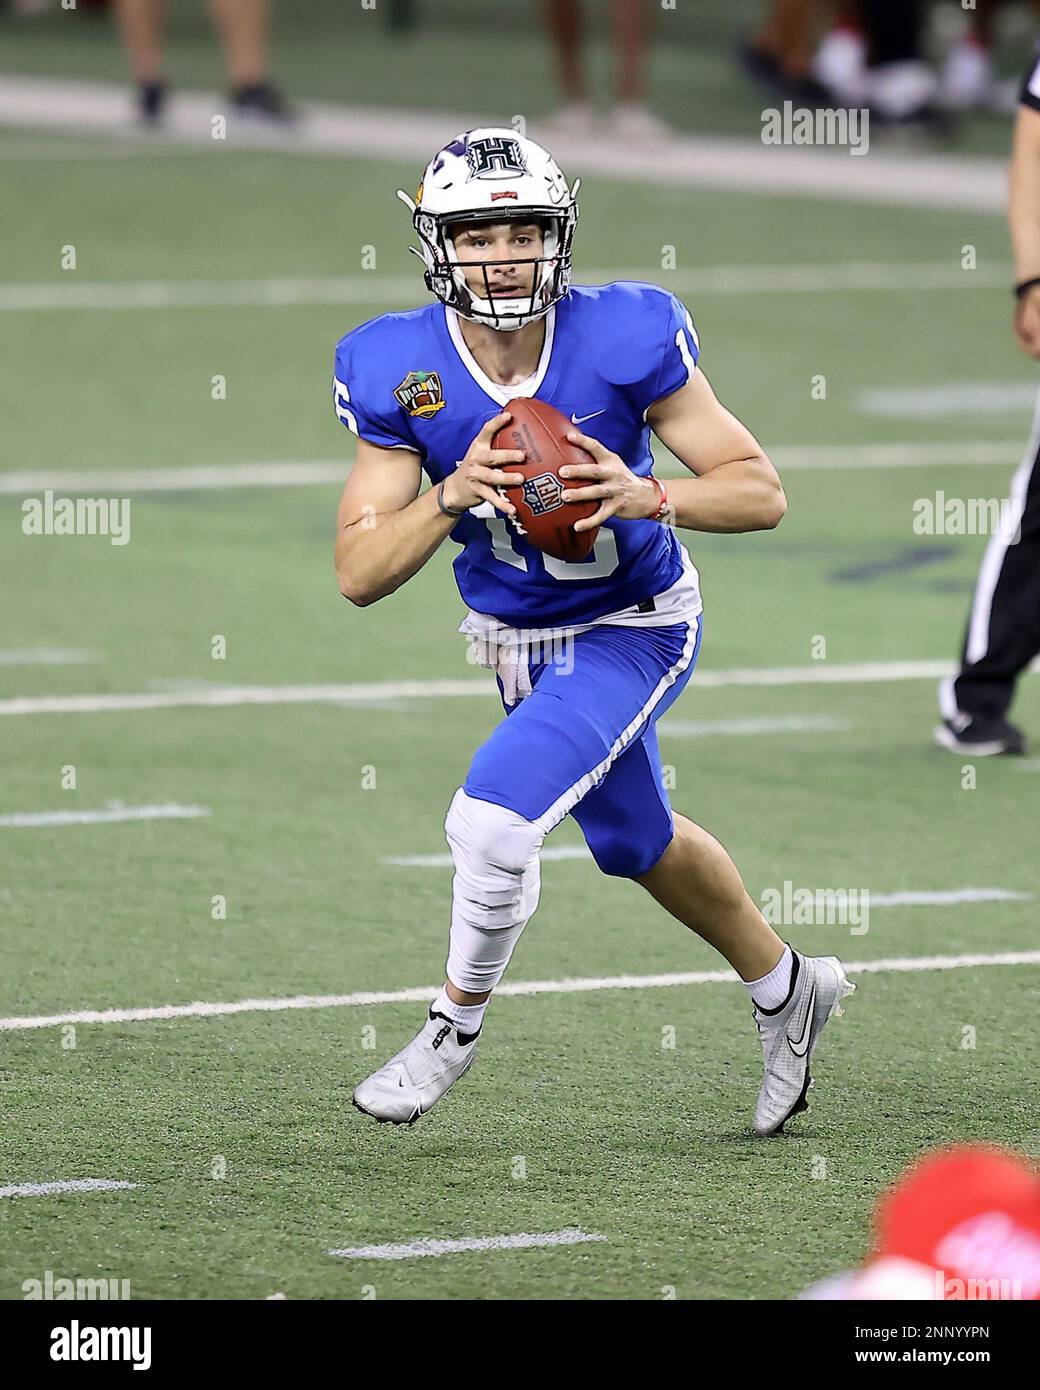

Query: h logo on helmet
[466,136,528,181]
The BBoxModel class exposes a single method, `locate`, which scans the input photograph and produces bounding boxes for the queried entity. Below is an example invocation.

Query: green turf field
[2,85,1040,1300]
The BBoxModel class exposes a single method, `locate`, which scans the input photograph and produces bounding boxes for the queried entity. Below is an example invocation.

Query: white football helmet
[397,127,580,332]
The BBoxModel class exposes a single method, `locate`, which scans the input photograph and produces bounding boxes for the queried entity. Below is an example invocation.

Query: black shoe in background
[934,715,1026,757]
[739,40,784,88]
[230,80,294,124]
[138,80,167,126]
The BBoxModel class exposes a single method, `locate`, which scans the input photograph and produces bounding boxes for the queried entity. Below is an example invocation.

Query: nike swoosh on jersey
[570,410,606,424]
[786,983,816,1058]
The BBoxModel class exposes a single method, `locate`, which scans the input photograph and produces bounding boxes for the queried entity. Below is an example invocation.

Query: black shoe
[138,79,167,126]
[867,100,956,141]
[739,41,783,85]
[934,715,1026,757]
[230,79,294,123]
[788,75,835,108]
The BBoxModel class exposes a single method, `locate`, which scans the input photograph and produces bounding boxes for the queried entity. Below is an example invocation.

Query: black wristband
[1015,277,1040,300]
[437,479,468,518]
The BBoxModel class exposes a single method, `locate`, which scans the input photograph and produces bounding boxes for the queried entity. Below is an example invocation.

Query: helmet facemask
[400,198,578,332]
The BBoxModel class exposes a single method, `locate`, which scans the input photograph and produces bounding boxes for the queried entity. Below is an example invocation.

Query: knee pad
[444,788,543,931]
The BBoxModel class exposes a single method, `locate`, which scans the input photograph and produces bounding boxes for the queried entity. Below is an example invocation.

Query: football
[493,398,600,563]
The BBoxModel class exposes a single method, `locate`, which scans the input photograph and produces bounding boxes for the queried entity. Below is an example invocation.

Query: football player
[333,128,854,1135]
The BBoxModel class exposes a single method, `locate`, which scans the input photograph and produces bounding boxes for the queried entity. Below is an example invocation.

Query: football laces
[498,486,527,535]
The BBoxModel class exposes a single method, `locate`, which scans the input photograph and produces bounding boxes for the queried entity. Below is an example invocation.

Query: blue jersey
[333,282,700,628]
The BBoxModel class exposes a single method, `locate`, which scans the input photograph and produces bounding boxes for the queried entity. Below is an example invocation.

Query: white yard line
[768,441,1022,472]
[0,75,1009,212]
[0,680,492,717]
[661,715,851,737]
[0,441,1022,499]
[0,264,1012,314]
[2,951,1036,1033]
[0,1179,137,1198]
[859,383,1038,418]
[0,140,237,163]
[4,661,1038,719]
[0,461,348,493]
[693,659,1037,688]
[868,889,1032,906]
[0,648,95,666]
[328,1229,607,1261]
[0,803,210,828]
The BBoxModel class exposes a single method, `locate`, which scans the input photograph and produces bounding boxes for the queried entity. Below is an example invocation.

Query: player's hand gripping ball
[493,398,599,563]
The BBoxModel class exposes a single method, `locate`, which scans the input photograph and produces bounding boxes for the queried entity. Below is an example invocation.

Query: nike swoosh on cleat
[570,410,606,424]
[786,983,816,1058]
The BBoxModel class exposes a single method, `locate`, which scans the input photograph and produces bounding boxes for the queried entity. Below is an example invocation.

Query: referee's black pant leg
[859,0,924,67]
[951,437,1040,721]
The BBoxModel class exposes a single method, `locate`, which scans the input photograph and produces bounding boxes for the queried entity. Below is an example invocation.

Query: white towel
[458,613,534,705]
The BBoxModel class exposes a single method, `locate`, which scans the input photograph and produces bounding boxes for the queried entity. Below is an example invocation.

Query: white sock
[746,945,794,1011]
[431,986,487,1037]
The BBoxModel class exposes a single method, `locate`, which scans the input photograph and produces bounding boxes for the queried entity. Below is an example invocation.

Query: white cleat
[608,102,675,145]
[352,1012,478,1126]
[752,951,855,1137]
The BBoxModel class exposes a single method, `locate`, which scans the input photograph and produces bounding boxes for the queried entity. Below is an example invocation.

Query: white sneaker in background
[608,102,675,145]
[866,60,940,121]
[940,38,994,110]
[813,27,868,106]
[535,101,599,141]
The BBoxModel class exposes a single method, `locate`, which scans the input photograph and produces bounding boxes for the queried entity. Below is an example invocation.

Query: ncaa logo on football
[394,370,446,419]
[522,472,564,517]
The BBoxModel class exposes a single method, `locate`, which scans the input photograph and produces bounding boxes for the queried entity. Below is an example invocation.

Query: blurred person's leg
[115,0,168,124]
[745,0,836,105]
[540,0,596,135]
[116,0,165,81]
[746,0,819,83]
[610,0,671,139]
[209,0,266,88]
[813,2,868,106]
[543,0,586,104]
[208,0,292,121]
[941,0,1000,112]
[612,0,650,104]
[859,0,940,123]
[942,0,1040,114]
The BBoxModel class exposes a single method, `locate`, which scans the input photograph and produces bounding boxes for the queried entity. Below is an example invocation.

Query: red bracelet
[646,475,669,522]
